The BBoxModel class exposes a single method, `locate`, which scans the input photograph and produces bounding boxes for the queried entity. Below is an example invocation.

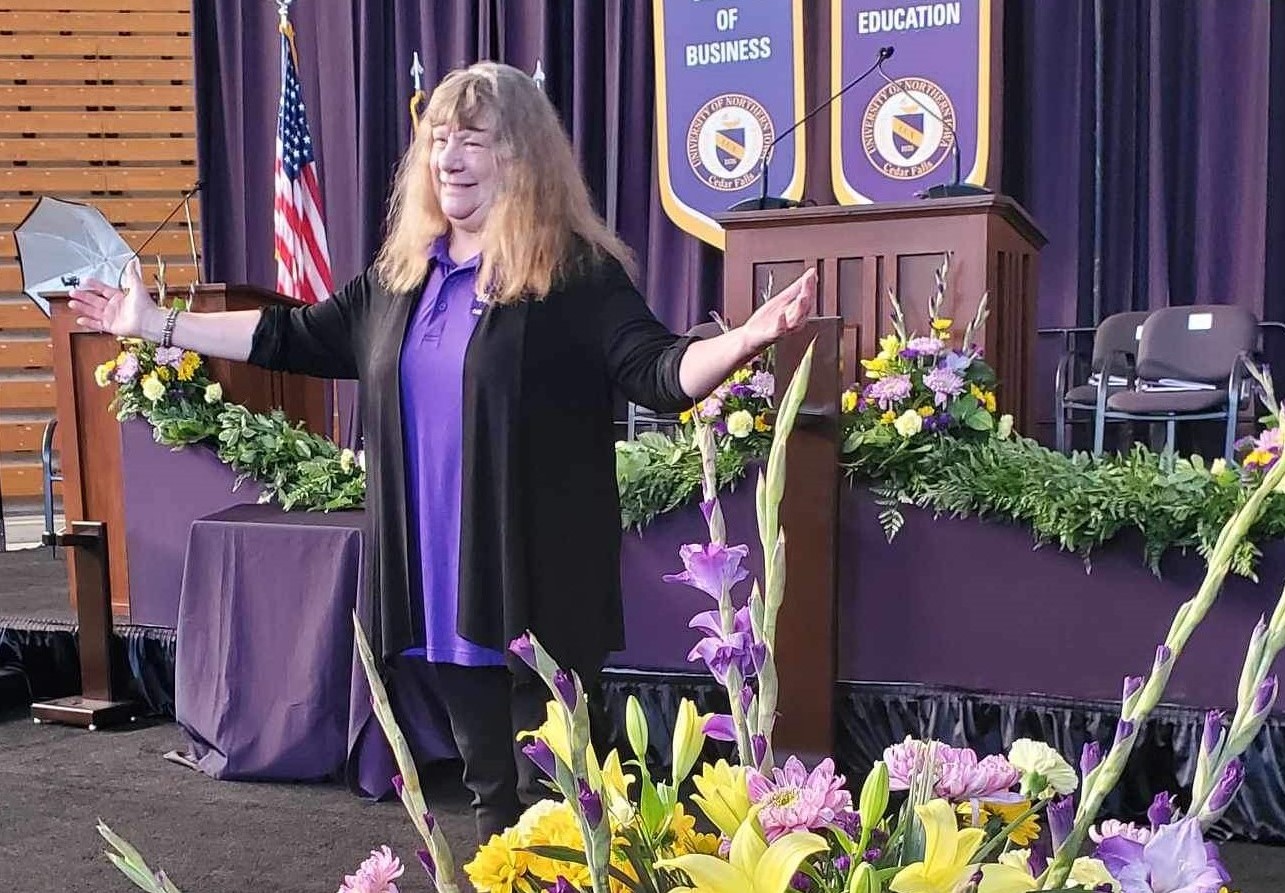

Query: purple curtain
[195,1,1284,442]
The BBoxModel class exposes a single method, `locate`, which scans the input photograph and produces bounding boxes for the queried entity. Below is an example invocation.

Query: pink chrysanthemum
[746,756,855,841]
[338,845,404,893]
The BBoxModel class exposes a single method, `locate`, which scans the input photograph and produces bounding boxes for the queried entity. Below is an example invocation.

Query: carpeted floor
[0,707,477,892]
[0,545,71,621]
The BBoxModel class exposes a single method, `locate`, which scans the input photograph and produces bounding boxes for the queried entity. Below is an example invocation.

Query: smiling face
[429,118,499,234]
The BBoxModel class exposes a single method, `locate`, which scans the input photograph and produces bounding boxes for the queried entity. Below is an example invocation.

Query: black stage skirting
[5,615,1281,843]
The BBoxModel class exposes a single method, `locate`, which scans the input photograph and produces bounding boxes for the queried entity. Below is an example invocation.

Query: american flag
[273,23,333,304]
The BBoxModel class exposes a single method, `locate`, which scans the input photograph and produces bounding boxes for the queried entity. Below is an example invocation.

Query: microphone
[874,59,990,199]
[730,45,894,212]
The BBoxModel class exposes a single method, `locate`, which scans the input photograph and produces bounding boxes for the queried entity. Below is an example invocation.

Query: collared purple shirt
[399,238,504,666]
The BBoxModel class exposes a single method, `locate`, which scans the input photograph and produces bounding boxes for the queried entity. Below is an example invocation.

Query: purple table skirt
[175,504,455,789]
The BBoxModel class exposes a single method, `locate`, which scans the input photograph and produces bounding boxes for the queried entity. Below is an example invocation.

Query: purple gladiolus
[553,669,578,709]
[1096,817,1229,893]
[1081,741,1102,777]
[832,854,852,873]
[1123,675,1145,702]
[741,684,755,713]
[417,848,436,879]
[577,779,604,828]
[1201,710,1225,756]
[1048,795,1075,850]
[1253,675,1278,715]
[729,382,752,398]
[1115,719,1136,746]
[523,740,557,778]
[1208,759,1245,814]
[509,633,536,668]
[752,734,768,765]
[391,774,404,797]
[1154,644,1172,669]
[545,878,578,893]
[423,811,436,835]
[791,871,812,892]
[665,542,751,600]
[703,713,737,742]
[1148,792,1177,829]
[699,499,718,529]
[687,606,762,684]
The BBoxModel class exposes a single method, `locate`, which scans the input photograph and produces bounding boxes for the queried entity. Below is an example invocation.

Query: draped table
[174,503,455,794]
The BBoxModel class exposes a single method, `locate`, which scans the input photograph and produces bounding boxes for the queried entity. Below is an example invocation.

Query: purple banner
[831,0,993,204]
[653,0,806,247]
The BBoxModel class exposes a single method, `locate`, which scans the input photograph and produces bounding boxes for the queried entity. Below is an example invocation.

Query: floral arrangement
[99,340,1285,893]
[678,356,775,446]
[90,278,364,512]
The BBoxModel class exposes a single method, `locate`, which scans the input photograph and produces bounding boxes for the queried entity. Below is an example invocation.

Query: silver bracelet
[161,307,180,348]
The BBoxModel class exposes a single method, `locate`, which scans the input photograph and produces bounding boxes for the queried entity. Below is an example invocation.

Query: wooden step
[0,378,55,410]
[0,165,198,192]
[0,261,200,292]
[0,0,188,10]
[0,459,51,499]
[0,59,192,83]
[0,137,195,163]
[0,338,51,369]
[0,418,57,454]
[0,197,202,227]
[0,300,49,331]
[0,109,195,134]
[2,227,200,259]
[0,84,193,108]
[0,11,191,33]
[1,34,191,57]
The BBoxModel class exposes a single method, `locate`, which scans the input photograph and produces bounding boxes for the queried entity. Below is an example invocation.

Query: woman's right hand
[68,259,162,340]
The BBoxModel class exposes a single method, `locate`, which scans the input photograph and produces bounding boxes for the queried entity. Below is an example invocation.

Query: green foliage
[615,430,755,530]
[844,433,1285,578]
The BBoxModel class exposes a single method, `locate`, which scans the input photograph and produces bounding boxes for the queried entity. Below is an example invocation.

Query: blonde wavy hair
[374,61,633,303]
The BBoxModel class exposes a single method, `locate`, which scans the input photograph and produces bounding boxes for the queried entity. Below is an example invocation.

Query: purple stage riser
[615,483,1285,713]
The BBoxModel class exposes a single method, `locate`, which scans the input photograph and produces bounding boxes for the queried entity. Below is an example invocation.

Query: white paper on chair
[1139,378,1217,392]
[1088,373,1130,387]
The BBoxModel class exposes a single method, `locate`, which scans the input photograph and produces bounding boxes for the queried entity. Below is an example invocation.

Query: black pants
[429,662,601,843]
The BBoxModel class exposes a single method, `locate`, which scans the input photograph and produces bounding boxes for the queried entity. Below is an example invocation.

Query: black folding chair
[1048,311,1152,454]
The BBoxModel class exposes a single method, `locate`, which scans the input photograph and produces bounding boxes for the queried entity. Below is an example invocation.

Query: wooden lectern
[718,195,1047,432]
[44,283,330,619]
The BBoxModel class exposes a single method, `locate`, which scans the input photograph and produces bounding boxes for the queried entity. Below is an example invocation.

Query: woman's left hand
[738,268,816,354]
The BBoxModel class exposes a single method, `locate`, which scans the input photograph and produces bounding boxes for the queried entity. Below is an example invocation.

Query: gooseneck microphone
[730,45,895,212]
[874,58,991,199]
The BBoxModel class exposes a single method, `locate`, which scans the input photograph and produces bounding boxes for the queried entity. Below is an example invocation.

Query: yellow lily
[656,812,826,893]
[690,760,752,838]
[671,699,709,784]
[516,698,581,773]
[890,800,1034,893]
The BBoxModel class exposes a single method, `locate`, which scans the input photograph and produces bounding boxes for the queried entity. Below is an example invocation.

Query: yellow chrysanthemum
[93,360,117,387]
[690,760,751,838]
[679,409,693,425]
[861,356,890,379]
[754,413,771,432]
[841,390,858,413]
[918,405,934,417]
[732,368,751,383]
[931,318,953,332]
[879,409,897,425]
[176,351,201,382]
[155,366,171,382]
[524,800,594,889]
[464,827,532,893]
[666,803,722,856]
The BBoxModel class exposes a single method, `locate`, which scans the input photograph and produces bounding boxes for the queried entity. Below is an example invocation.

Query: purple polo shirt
[399,238,504,666]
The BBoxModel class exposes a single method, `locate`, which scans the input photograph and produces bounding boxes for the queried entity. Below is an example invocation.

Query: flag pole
[409,51,426,134]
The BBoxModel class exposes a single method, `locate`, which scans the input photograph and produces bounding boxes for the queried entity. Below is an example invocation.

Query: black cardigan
[248,247,694,673]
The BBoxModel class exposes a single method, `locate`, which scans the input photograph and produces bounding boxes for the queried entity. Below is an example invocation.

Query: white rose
[726,409,754,439]
[141,374,166,403]
[997,413,1014,440]
[203,382,223,404]
[893,409,923,438]
[1008,738,1078,797]
[1068,857,1120,891]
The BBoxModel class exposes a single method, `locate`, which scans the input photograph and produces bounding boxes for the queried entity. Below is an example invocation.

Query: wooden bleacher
[0,0,201,527]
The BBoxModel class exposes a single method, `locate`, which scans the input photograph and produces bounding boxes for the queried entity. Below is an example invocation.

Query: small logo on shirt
[471,291,492,316]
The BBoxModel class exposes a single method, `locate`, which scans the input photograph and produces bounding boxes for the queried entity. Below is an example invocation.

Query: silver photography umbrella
[13,196,134,316]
